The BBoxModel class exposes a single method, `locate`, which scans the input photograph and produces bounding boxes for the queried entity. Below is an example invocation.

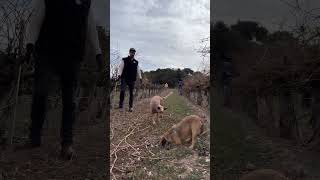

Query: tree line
[212,15,320,145]
[142,68,194,88]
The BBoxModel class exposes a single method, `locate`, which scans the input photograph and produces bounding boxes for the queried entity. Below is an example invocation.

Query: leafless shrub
[0,0,32,56]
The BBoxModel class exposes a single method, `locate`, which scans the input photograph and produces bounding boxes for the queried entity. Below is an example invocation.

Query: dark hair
[129,48,136,52]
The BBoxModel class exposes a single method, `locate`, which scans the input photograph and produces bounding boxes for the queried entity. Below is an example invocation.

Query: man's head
[129,48,136,58]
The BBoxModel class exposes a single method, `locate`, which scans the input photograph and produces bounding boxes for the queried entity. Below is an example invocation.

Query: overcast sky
[212,0,320,32]
[93,0,109,29]
[110,0,210,72]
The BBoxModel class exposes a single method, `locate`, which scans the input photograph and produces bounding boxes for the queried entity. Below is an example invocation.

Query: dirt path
[214,107,320,180]
[110,89,210,180]
[0,110,107,180]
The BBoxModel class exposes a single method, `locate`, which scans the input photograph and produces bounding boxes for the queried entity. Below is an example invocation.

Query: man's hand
[96,54,103,72]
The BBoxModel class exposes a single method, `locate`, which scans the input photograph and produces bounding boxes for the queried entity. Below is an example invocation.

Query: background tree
[143,68,195,88]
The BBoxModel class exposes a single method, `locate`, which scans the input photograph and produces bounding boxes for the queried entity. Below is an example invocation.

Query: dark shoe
[14,140,41,151]
[128,107,133,112]
[60,144,75,160]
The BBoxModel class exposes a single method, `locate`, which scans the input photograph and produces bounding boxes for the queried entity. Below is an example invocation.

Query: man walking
[178,79,184,95]
[117,48,142,112]
[221,54,233,107]
[19,0,103,160]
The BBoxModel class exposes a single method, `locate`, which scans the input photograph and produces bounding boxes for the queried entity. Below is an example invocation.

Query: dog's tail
[162,91,173,100]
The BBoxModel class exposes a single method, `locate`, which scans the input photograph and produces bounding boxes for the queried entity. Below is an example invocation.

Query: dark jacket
[35,0,91,60]
[121,57,139,82]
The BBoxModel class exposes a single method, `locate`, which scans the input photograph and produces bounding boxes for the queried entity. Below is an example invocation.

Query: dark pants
[178,86,183,95]
[119,78,135,108]
[222,76,232,106]
[30,54,80,146]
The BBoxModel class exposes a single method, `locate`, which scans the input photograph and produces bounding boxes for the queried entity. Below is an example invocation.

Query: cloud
[110,0,210,71]
[212,0,320,32]
[93,0,109,29]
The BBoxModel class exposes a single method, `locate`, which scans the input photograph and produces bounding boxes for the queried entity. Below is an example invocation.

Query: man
[178,79,184,95]
[221,54,233,107]
[117,48,142,112]
[19,0,103,160]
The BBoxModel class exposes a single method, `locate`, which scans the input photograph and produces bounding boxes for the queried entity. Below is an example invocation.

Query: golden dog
[160,115,206,149]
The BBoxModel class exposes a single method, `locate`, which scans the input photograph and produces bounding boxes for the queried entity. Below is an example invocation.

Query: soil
[0,104,108,180]
[214,107,320,180]
[110,89,210,180]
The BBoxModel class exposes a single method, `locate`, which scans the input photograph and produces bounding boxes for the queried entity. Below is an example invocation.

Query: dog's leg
[189,133,197,149]
[189,125,201,149]
[156,113,159,123]
[152,114,156,125]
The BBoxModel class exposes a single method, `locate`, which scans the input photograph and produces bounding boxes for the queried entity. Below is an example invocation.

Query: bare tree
[280,0,320,46]
[0,0,33,144]
[197,37,210,76]
[110,47,121,79]
[0,0,33,56]
[280,0,320,145]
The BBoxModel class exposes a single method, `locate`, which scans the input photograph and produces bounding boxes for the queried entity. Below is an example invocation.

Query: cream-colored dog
[150,95,166,124]
[150,92,172,124]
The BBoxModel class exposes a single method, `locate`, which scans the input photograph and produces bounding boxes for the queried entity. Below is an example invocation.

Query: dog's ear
[160,137,167,147]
